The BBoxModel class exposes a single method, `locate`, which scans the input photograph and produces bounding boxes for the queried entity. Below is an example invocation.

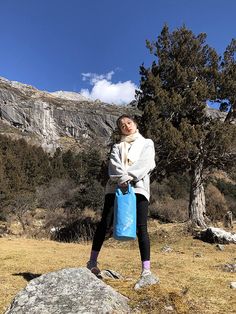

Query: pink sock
[90,250,99,262]
[142,260,150,270]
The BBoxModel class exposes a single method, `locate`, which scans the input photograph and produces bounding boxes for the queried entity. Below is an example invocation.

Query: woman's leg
[136,194,150,269]
[89,193,115,261]
[135,194,160,289]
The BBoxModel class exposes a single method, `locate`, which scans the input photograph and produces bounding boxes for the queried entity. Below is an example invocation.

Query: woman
[87,114,159,289]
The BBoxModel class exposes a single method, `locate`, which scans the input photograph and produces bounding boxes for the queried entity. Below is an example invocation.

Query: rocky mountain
[0,76,134,153]
[49,90,91,102]
[0,76,230,154]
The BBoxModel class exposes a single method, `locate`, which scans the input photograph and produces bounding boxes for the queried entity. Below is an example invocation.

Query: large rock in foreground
[5,268,130,314]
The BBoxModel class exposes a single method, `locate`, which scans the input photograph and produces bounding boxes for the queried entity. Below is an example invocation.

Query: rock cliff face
[0,77,131,152]
[0,76,230,154]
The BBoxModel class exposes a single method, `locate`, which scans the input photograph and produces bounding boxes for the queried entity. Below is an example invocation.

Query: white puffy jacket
[105,135,155,201]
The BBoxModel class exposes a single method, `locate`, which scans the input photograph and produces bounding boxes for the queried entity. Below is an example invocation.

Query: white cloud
[80,71,137,105]
[81,71,115,85]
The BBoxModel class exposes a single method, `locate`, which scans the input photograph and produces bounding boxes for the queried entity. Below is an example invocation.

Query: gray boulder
[5,267,130,314]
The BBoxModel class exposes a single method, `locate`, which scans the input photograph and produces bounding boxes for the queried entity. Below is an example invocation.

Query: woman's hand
[118,181,129,188]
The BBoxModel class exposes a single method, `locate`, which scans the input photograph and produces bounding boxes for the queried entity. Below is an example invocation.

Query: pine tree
[137,25,236,228]
[62,150,83,183]
[51,147,66,179]
[86,149,103,181]
[218,39,236,122]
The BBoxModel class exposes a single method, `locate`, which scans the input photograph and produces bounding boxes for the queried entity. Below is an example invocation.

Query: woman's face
[119,117,137,135]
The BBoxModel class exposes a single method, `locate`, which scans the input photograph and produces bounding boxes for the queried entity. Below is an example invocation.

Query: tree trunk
[189,160,208,228]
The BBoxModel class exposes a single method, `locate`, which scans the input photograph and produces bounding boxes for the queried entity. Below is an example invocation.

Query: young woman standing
[87,114,159,289]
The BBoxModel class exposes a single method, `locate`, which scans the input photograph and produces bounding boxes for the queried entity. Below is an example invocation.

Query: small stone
[161,245,173,253]
[230,282,236,289]
[222,264,236,273]
[216,244,224,251]
[100,269,123,280]
[194,252,203,258]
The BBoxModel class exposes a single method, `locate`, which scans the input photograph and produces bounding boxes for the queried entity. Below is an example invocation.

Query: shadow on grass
[12,272,42,282]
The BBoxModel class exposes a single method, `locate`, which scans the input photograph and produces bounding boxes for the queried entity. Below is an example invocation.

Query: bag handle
[116,183,132,195]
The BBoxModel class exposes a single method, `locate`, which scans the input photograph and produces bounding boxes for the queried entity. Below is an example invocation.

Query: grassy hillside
[0,222,236,314]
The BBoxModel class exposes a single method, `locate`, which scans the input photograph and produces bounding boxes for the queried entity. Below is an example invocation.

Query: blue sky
[0,0,236,104]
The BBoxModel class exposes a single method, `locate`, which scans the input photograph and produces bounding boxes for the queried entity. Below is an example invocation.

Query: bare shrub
[80,207,101,222]
[0,221,8,236]
[149,197,188,223]
[7,192,37,233]
[205,183,228,222]
[33,207,47,220]
[36,178,78,210]
[50,207,101,243]
[36,178,80,232]
[0,207,10,222]
[225,196,236,218]
[45,207,69,230]
[150,174,190,202]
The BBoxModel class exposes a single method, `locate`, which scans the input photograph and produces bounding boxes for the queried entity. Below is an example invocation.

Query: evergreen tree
[62,149,84,183]
[51,147,66,179]
[0,153,8,202]
[86,149,103,181]
[137,25,236,228]
[218,39,236,122]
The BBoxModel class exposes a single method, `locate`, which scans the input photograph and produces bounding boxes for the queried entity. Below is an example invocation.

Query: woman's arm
[127,140,155,182]
[108,144,133,184]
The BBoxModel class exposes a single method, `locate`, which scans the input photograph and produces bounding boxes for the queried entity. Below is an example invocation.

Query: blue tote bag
[113,184,137,241]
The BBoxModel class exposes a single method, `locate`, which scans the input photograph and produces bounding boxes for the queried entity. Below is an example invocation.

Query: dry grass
[0,222,236,314]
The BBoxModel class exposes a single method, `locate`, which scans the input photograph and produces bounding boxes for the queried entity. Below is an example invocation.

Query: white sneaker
[141,269,152,276]
[134,269,160,290]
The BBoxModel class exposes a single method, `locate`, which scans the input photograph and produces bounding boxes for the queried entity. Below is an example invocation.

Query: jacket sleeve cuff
[118,175,133,184]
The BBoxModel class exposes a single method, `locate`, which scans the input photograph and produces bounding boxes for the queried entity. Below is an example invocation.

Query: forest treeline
[0,134,105,236]
[0,133,235,240]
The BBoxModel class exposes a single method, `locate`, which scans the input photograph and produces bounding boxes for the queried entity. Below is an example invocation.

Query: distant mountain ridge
[49,90,91,102]
[0,76,229,153]
[0,76,135,153]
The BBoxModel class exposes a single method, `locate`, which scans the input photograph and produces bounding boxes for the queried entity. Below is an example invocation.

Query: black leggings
[92,193,150,261]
